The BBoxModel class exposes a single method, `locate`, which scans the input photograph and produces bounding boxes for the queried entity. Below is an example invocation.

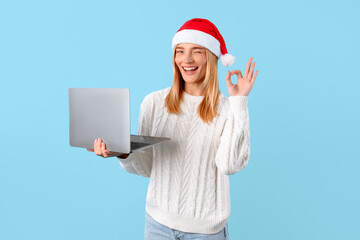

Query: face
[174,43,207,87]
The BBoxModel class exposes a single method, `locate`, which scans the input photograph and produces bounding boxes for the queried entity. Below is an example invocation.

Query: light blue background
[1,0,359,239]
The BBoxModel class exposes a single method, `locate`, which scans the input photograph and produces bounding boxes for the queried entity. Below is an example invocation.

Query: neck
[184,82,205,96]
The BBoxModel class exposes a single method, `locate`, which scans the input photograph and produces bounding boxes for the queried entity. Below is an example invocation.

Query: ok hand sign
[225,57,258,97]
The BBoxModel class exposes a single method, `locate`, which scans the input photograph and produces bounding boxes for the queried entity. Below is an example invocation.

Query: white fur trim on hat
[220,54,235,67]
[172,29,221,58]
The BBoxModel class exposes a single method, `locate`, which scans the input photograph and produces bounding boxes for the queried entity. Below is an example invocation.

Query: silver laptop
[69,88,169,153]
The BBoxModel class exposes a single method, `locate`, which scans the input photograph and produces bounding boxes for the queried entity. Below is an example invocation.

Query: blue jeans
[144,212,229,240]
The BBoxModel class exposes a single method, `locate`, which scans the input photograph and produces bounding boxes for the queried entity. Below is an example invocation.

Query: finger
[225,70,231,81]
[251,70,259,83]
[94,138,102,155]
[249,62,256,80]
[93,138,98,154]
[231,70,243,79]
[87,148,94,152]
[225,70,233,87]
[101,142,108,157]
[106,150,119,157]
[244,57,253,78]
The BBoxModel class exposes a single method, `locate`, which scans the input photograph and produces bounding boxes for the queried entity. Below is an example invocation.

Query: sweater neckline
[182,91,204,103]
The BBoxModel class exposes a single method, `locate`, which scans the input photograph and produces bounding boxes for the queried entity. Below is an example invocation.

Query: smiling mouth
[182,66,198,72]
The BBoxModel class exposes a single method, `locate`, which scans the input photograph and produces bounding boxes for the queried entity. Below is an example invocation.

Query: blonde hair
[164,48,220,124]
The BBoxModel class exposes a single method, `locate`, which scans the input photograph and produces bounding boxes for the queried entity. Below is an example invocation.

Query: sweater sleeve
[215,95,250,175]
[117,94,155,178]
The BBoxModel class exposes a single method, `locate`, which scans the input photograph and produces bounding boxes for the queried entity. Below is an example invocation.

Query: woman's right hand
[87,138,130,159]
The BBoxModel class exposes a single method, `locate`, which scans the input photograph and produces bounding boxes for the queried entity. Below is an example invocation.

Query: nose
[184,52,194,63]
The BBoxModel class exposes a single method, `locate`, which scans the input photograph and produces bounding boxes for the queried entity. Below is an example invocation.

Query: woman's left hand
[225,57,259,97]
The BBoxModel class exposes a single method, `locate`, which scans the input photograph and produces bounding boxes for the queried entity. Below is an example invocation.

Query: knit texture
[118,87,250,234]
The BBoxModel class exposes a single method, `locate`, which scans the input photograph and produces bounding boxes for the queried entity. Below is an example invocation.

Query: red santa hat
[172,18,235,67]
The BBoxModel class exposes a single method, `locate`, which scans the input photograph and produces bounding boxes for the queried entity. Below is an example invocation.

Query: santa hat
[172,18,235,67]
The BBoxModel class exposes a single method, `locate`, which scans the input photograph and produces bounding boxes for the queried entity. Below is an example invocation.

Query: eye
[176,50,184,54]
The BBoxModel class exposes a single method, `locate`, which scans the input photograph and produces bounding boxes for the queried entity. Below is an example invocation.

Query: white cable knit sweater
[118,87,250,234]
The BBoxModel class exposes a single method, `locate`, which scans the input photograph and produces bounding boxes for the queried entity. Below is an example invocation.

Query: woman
[88,18,258,239]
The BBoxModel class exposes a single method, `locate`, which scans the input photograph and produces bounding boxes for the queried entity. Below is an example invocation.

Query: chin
[182,74,200,82]
[183,78,201,84]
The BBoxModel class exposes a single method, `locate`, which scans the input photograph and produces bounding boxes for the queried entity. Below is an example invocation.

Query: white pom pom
[220,54,235,67]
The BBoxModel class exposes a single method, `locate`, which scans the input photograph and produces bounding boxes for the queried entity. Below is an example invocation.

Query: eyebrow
[175,46,205,50]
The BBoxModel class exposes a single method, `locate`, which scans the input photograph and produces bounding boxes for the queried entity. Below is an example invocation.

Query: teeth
[183,67,197,71]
